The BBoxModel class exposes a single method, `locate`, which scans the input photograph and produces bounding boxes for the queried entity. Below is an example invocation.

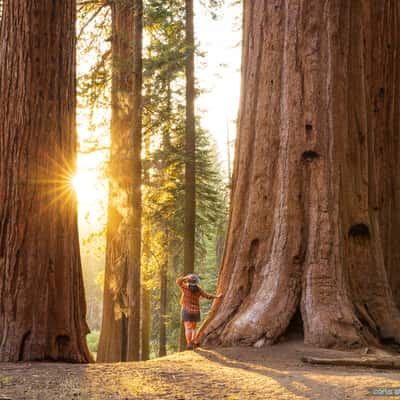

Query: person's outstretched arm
[199,287,223,300]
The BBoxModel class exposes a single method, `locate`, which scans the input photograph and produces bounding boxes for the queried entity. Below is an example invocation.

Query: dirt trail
[0,341,399,399]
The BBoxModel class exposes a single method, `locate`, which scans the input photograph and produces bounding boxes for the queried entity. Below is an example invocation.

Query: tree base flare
[197,0,400,351]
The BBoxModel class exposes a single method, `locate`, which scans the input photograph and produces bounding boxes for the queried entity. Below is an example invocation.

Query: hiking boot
[186,342,194,350]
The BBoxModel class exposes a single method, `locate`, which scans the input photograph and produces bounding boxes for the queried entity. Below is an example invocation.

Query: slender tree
[97,0,143,362]
[126,0,143,362]
[0,0,92,362]
[183,0,196,280]
[140,131,151,361]
[198,0,400,349]
[159,79,173,358]
[159,239,168,357]
[140,255,151,360]
[181,0,196,351]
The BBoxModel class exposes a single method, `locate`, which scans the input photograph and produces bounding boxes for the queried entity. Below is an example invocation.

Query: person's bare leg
[191,322,197,344]
[184,322,192,345]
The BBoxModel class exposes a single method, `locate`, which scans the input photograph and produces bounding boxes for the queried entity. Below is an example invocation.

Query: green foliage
[142,0,229,356]
[86,330,100,353]
[77,1,111,153]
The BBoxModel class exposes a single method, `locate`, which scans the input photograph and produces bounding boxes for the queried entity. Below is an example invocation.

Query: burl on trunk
[0,1,91,361]
[198,0,400,349]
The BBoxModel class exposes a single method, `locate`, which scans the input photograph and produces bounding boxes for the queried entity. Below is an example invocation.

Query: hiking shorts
[181,309,200,322]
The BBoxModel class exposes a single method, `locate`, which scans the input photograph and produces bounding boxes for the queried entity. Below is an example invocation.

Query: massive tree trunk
[0,0,92,362]
[181,0,196,351]
[198,0,400,350]
[97,0,143,362]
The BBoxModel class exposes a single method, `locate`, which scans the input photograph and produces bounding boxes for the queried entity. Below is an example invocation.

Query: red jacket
[176,277,215,314]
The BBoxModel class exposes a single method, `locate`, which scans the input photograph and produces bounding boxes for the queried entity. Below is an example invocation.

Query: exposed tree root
[301,356,400,370]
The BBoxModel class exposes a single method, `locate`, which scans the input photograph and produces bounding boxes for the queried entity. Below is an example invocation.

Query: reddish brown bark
[198,0,400,350]
[97,0,143,362]
[0,0,91,362]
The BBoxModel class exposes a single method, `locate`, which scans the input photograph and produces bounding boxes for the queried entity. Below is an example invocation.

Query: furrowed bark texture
[198,0,400,349]
[0,0,92,362]
[97,0,142,362]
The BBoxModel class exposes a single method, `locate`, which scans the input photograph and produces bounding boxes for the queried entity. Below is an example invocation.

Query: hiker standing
[176,274,222,349]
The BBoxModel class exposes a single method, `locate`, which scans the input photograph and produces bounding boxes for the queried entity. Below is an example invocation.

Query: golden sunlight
[72,153,109,230]
[72,172,97,202]
[72,169,107,212]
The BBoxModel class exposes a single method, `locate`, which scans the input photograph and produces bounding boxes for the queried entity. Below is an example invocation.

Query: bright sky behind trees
[195,0,241,166]
[74,0,241,248]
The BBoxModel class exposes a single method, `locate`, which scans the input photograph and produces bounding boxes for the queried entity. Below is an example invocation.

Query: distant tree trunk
[97,0,143,362]
[181,0,196,352]
[126,0,143,362]
[159,261,168,357]
[140,51,154,362]
[141,283,150,360]
[183,0,196,279]
[140,212,150,362]
[158,78,173,357]
[0,0,92,362]
[159,230,169,357]
[198,0,400,349]
[141,162,151,361]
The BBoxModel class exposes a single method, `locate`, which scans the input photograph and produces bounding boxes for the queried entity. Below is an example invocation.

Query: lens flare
[71,172,98,204]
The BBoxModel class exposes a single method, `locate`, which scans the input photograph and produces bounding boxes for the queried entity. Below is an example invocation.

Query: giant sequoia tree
[97,0,143,362]
[198,0,400,349]
[0,1,91,361]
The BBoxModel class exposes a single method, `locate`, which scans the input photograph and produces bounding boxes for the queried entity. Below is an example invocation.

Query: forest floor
[0,340,399,400]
